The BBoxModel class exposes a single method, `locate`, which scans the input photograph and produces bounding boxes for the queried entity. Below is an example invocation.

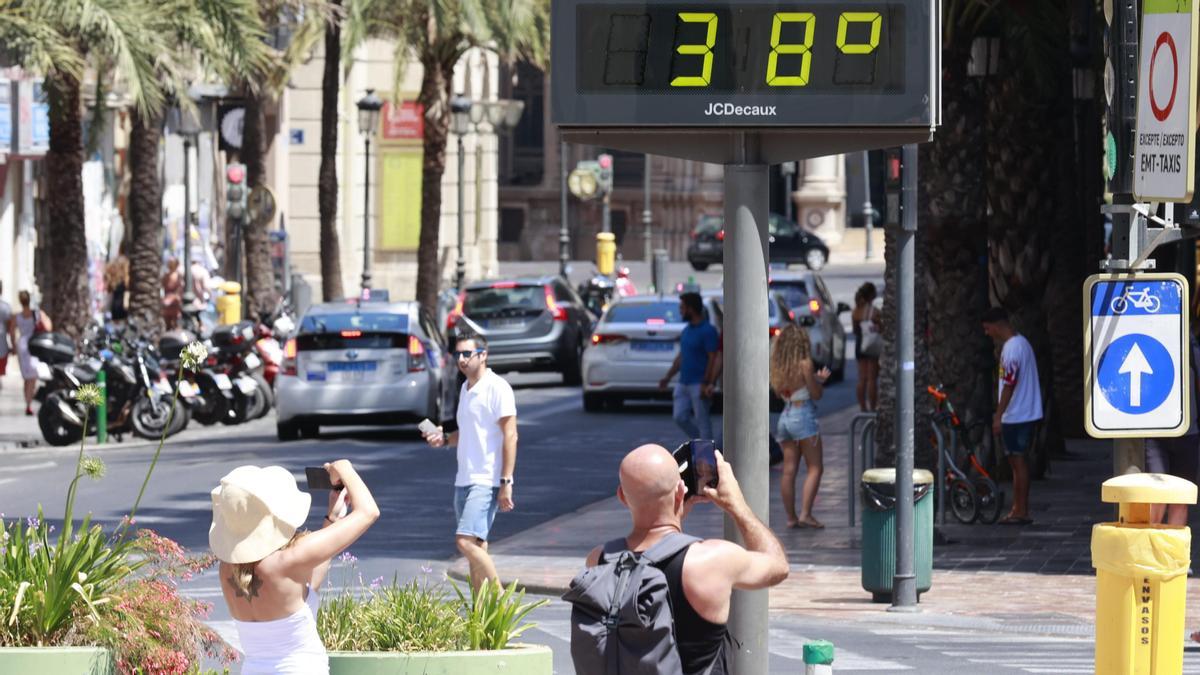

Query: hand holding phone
[305,466,343,491]
[419,418,446,447]
[672,439,720,500]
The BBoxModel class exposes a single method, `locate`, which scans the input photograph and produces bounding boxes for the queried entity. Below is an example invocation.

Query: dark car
[686,213,831,272]
[447,276,594,385]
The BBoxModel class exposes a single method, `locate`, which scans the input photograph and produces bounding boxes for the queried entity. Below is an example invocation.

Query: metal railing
[847,412,878,527]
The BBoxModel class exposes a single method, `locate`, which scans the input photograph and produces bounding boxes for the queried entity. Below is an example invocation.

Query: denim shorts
[454,484,500,541]
[777,401,819,441]
[1001,421,1037,456]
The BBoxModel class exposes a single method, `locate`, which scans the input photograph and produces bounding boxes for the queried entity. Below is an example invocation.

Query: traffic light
[226,163,247,222]
[597,153,613,193]
[883,148,902,226]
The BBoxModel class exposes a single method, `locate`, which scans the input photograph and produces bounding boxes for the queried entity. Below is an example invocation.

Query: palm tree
[126,0,270,336]
[355,0,546,312]
[2,0,168,339]
[317,0,346,302]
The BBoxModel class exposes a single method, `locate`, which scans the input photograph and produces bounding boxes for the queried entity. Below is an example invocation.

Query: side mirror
[836,302,851,314]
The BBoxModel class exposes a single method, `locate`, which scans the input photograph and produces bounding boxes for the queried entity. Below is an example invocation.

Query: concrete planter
[0,646,114,674]
[328,644,552,674]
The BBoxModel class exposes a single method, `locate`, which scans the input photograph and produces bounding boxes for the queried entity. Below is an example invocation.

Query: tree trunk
[241,88,276,320]
[318,1,345,302]
[415,55,453,313]
[43,74,90,340]
[128,108,166,337]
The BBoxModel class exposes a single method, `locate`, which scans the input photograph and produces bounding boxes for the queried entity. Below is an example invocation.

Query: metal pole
[456,133,467,291]
[891,143,919,611]
[361,136,372,293]
[783,164,794,223]
[602,191,612,234]
[96,368,107,445]
[643,154,653,262]
[862,151,875,260]
[182,136,195,308]
[723,139,770,673]
[560,140,570,278]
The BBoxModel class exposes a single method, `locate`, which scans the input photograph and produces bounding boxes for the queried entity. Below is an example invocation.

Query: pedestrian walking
[1148,328,1200,526]
[9,291,49,416]
[210,461,379,674]
[422,329,518,591]
[770,324,831,529]
[851,282,882,412]
[659,292,719,440]
[105,257,130,325]
[565,444,789,674]
[0,282,11,393]
[162,257,183,329]
[981,307,1043,526]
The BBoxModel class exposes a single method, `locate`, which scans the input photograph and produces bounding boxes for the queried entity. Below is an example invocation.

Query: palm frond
[0,1,85,78]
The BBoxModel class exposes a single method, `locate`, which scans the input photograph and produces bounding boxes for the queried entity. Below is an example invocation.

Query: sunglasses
[454,348,485,360]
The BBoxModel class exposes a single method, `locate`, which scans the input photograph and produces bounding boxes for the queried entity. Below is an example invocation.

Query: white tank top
[235,588,328,674]
[789,386,811,403]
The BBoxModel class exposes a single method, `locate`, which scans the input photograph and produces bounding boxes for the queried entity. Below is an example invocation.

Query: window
[503,61,545,186]
[770,280,811,313]
[500,208,525,243]
[464,285,545,314]
[299,312,409,334]
[553,280,575,304]
[604,302,684,324]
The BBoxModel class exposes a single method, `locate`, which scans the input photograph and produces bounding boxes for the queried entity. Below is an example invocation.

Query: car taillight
[770,325,781,338]
[717,230,725,242]
[545,286,569,322]
[808,299,821,315]
[408,335,427,372]
[341,330,362,338]
[446,291,466,331]
[283,338,297,376]
[591,333,628,345]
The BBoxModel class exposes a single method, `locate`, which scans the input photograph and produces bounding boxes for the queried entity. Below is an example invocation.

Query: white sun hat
[209,465,312,564]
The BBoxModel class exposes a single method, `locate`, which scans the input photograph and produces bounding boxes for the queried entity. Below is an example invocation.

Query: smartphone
[418,418,439,436]
[305,466,342,491]
[672,439,719,498]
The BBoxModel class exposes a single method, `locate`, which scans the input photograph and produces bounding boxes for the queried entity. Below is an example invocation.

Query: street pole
[891,143,919,611]
[560,140,570,278]
[643,154,653,262]
[723,133,770,674]
[361,135,372,293]
[862,150,875,260]
[602,189,612,234]
[456,132,467,292]
[783,163,795,223]
[182,135,195,309]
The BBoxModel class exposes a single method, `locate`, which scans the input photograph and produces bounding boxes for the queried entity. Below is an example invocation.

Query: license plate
[213,374,233,390]
[244,353,262,369]
[153,380,172,395]
[328,361,377,372]
[235,377,258,394]
[178,381,198,398]
[484,318,525,329]
[631,340,674,352]
[698,242,715,251]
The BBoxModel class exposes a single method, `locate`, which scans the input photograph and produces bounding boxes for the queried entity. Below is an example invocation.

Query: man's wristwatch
[499,477,514,486]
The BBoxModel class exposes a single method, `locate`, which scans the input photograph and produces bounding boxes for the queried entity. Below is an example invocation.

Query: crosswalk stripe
[768,628,912,670]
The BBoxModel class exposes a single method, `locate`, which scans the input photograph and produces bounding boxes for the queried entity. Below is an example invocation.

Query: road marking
[769,628,912,670]
[7,461,56,472]
[520,398,587,423]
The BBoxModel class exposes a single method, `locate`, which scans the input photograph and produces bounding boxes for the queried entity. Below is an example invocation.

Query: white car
[581,295,722,412]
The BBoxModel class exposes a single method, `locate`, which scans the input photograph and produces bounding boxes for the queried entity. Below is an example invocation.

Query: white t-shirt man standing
[424,330,518,590]
[982,307,1042,526]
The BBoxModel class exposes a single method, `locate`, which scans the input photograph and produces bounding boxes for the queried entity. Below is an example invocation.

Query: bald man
[583,444,788,674]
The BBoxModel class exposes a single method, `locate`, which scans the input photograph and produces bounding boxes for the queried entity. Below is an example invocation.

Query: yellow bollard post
[595,232,616,277]
[1093,473,1197,675]
[216,281,242,325]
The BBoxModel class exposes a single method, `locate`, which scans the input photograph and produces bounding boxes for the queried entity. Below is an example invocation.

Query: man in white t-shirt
[423,329,518,590]
[982,307,1043,526]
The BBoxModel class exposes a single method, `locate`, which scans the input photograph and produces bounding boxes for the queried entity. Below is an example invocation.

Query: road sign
[1084,273,1191,438]
[1133,0,1199,201]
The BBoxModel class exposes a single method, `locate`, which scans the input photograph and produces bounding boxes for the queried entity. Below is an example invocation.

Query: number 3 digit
[767,13,816,87]
[670,13,718,87]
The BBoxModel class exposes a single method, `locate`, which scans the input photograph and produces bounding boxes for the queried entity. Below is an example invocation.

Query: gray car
[274,300,458,440]
[768,270,849,380]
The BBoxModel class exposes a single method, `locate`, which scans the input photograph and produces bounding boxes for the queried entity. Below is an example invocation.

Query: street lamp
[356,89,383,294]
[169,100,203,316]
[450,95,473,292]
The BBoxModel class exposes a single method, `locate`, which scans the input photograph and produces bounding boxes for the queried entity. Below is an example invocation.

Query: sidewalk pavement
[0,368,42,449]
[451,400,1200,636]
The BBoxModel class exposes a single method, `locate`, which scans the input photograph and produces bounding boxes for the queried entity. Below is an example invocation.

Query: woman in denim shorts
[770,325,832,529]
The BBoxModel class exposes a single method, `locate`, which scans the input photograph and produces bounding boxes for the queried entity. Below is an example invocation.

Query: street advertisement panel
[1133,0,1199,201]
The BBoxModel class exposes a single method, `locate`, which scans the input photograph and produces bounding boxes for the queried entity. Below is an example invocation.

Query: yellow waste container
[1092,472,1197,675]
[596,232,616,276]
[216,281,242,325]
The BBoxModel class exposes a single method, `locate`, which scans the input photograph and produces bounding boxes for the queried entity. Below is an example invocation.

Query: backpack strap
[597,537,631,564]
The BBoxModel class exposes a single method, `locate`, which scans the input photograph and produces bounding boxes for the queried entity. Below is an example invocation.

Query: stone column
[793,154,847,245]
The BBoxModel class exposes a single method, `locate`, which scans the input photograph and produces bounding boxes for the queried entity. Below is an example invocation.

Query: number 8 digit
[670,13,718,87]
[766,13,816,87]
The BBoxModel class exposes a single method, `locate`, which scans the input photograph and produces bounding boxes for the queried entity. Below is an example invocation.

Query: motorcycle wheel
[38,394,83,447]
[192,389,229,426]
[223,389,253,425]
[131,395,174,439]
[167,401,190,436]
[250,372,273,418]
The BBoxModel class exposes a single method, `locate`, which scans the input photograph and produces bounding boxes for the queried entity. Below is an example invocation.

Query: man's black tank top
[657,545,729,675]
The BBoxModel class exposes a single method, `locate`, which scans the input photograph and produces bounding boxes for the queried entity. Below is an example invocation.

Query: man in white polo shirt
[424,328,518,590]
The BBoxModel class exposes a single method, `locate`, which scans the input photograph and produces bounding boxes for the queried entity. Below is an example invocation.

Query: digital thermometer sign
[553,0,936,128]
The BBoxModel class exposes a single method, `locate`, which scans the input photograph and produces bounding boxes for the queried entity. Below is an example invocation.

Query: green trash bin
[860,468,934,603]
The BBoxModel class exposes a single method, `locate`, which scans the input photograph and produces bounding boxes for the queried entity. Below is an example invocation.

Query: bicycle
[928,384,1006,524]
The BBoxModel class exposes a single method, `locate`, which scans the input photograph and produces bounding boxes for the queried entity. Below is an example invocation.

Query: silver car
[581,295,724,411]
[275,301,458,440]
[768,270,849,380]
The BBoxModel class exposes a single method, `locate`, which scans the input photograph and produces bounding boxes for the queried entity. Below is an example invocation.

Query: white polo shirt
[998,334,1043,424]
[455,369,517,487]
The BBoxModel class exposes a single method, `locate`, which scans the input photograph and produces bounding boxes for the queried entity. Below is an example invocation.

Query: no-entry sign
[1134,0,1199,202]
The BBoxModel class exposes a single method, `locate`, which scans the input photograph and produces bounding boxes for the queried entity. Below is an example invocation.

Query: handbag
[33,310,50,335]
[860,318,882,358]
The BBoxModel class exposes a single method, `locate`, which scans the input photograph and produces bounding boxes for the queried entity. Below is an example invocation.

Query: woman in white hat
[210,460,379,674]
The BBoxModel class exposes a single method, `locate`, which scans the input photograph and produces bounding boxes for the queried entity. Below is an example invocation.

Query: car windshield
[693,215,722,236]
[605,302,684,323]
[770,281,811,312]
[464,285,545,314]
[299,312,408,333]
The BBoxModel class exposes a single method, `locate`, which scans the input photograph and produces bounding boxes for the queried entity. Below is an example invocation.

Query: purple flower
[26,516,39,530]
[421,564,433,575]
[370,576,384,589]
[338,551,358,564]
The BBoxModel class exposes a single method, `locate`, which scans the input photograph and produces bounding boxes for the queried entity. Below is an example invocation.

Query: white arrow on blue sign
[1084,273,1191,438]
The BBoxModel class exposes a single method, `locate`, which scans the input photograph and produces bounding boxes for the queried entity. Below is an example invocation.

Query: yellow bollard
[216,281,242,325]
[595,232,616,277]
[1093,473,1197,675]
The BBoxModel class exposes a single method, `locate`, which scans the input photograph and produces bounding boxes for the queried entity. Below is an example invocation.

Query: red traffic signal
[598,153,613,170]
[226,164,246,184]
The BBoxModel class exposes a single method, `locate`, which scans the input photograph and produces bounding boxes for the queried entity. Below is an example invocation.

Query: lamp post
[170,101,203,314]
[468,97,525,285]
[356,89,383,295]
[450,95,473,292]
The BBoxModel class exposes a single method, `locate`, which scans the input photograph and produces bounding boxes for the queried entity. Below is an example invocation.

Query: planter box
[329,644,552,675]
[0,646,113,674]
